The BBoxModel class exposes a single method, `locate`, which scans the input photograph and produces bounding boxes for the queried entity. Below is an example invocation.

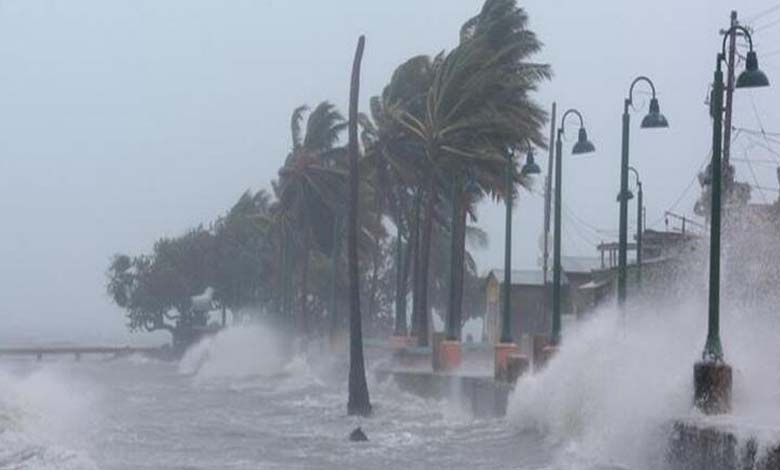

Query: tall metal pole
[722,10,738,184]
[500,153,514,344]
[551,130,563,345]
[704,55,725,361]
[543,103,556,288]
[618,101,631,306]
[636,181,643,289]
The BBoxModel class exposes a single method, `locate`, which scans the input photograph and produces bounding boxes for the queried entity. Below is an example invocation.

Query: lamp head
[521,150,541,175]
[640,97,669,128]
[736,51,770,88]
[572,127,596,154]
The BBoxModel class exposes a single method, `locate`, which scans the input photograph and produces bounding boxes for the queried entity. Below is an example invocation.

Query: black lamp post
[695,24,769,415]
[617,77,668,308]
[499,146,541,344]
[551,110,595,345]
[628,166,643,289]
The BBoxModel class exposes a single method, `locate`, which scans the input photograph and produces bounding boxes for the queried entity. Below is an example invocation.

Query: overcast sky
[1,0,779,343]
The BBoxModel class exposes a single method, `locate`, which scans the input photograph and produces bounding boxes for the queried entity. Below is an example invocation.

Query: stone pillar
[437,340,462,372]
[694,361,732,414]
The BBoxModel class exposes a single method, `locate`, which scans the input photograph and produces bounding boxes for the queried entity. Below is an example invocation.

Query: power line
[754,17,780,33]
[745,3,780,25]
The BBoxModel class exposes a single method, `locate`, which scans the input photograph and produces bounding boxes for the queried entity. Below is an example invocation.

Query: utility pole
[722,10,738,189]
[542,102,556,288]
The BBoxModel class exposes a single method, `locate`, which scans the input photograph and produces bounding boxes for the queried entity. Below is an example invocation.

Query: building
[482,269,569,344]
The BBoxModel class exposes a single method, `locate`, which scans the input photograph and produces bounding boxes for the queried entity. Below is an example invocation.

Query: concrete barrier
[376,368,513,418]
[667,420,780,470]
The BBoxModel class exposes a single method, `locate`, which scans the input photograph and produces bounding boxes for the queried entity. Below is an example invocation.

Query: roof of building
[561,256,603,274]
[487,269,569,286]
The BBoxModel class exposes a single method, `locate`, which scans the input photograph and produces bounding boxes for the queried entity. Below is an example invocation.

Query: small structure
[483,269,570,344]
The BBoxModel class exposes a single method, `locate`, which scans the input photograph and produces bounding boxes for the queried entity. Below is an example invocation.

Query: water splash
[178,324,288,380]
[0,365,98,469]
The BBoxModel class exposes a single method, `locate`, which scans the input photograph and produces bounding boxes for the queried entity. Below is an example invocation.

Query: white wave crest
[178,324,288,380]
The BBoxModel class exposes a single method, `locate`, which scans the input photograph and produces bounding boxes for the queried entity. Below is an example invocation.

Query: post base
[694,361,732,415]
[389,335,416,349]
[495,342,518,380]
[536,345,559,370]
[532,335,549,371]
[437,340,462,372]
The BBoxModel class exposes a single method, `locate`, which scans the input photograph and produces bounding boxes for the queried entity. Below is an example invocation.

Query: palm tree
[361,55,435,344]
[347,35,371,417]
[274,101,348,340]
[393,0,551,345]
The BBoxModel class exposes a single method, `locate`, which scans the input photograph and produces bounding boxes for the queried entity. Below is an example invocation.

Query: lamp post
[495,146,540,381]
[628,166,643,289]
[551,109,596,346]
[694,24,769,415]
[617,77,668,308]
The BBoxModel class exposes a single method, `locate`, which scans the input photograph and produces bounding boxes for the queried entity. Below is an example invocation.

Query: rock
[349,427,368,442]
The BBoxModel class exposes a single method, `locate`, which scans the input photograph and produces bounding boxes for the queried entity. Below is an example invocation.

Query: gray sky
[1,0,779,343]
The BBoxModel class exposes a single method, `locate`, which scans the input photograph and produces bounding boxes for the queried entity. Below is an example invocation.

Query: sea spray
[507,300,705,469]
[178,324,287,379]
[0,365,99,469]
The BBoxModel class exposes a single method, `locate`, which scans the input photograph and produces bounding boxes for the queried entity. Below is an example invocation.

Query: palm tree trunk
[300,229,310,340]
[410,188,423,341]
[347,35,371,417]
[367,243,380,336]
[329,215,342,343]
[416,169,436,348]
[446,173,467,341]
[393,222,407,336]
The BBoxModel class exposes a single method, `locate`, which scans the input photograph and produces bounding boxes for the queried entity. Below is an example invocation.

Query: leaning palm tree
[347,35,371,417]
[274,101,348,340]
[361,55,435,344]
[395,0,551,345]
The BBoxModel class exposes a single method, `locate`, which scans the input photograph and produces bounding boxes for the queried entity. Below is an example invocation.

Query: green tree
[274,101,348,339]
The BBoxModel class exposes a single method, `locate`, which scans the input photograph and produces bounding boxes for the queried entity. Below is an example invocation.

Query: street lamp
[500,146,542,344]
[617,77,669,308]
[695,24,769,415]
[551,109,595,346]
[495,145,540,380]
[628,166,643,289]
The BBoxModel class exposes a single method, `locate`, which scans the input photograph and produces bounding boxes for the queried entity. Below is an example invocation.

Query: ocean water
[3,297,780,470]
[0,325,551,470]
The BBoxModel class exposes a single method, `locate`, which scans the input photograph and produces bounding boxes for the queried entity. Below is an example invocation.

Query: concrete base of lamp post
[494,342,517,380]
[501,353,529,383]
[532,335,549,371]
[536,345,559,370]
[694,361,732,414]
[436,340,462,372]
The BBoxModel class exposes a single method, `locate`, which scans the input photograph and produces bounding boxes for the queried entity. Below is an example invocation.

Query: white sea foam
[178,324,289,381]
[0,365,98,469]
[507,289,780,469]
